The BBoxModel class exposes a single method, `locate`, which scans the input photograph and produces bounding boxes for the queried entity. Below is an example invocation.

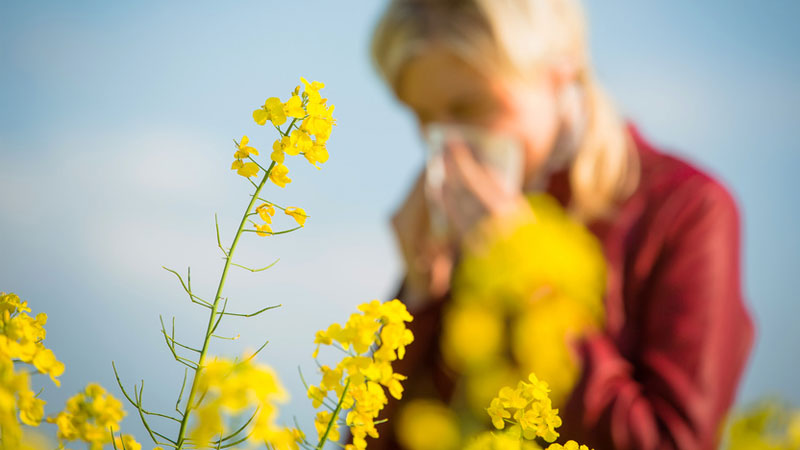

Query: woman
[369,0,754,449]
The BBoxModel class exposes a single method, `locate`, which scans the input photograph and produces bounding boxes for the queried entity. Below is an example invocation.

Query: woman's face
[396,45,564,182]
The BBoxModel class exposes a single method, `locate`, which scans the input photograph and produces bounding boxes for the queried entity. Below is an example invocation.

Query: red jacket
[375,125,755,450]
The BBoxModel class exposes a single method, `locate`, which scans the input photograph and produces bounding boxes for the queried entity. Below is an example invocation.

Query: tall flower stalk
[111,78,334,450]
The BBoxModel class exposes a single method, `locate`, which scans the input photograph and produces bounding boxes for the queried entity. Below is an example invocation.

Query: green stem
[174,162,276,449]
[316,379,350,450]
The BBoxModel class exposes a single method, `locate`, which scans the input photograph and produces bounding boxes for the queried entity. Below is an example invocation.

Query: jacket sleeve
[564,178,755,450]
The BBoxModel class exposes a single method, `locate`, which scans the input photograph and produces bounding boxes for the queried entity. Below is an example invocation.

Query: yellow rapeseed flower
[191,356,296,449]
[255,223,272,237]
[396,399,460,450]
[231,160,259,178]
[485,373,578,445]
[284,207,307,227]
[234,135,259,158]
[269,163,291,188]
[283,95,305,118]
[113,434,142,450]
[256,203,276,223]
[309,300,414,449]
[253,97,287,127]
[47,383,126,450]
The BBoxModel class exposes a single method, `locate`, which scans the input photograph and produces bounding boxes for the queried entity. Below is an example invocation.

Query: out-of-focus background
[1,0,798,442]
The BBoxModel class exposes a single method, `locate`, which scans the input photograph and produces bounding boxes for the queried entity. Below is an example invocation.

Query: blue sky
[1,0,798,444]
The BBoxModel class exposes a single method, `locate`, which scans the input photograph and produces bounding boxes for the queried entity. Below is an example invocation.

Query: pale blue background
[1,0,798,445]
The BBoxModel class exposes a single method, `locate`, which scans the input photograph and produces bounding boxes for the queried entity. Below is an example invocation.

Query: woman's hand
[440,138,534,243]
[390,170,454,307]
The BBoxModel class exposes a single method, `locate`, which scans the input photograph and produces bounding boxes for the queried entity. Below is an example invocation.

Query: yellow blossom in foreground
[0,292,64,384]
[308,299,414,449]
[190,356,299,449]
[545,441,591,450]
[284,207,307,227]
[113,434,142,450]
[269,163,292,188]
[396,399,460,450]
[723,400,800,450]
[464,431,542,450]
[47,383,126,450]
[482,373,595,450]
[0,293,66,448]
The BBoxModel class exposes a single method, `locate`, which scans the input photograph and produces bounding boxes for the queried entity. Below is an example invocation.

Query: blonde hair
[371,0,639,221]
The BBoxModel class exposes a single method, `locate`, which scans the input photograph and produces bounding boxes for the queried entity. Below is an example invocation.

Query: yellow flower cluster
[0,292,65,448]
[545,441,591,450]
[190,356,302,450]
[308,299,414,449]
[464,431,542,450]
[47,383,127,450]
[233,77,335,183]
[395,399,460,450]
[442,193,606,416]
[487,374,561,442]
[251,202,309,237]
[723,400,800,450]
[113,433,142,450]
[461,372,593,450]
[257,77,334,170]
[0,293,64,387]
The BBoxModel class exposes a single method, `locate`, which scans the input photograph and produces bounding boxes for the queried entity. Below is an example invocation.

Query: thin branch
[215,214,228,257]
[212,408,259,445]
[135,382,176,446]
[210,334,240,340]
[219,428,256,449]
[159,316,199,369]
[110,428,119,450]
[162,266,212,308]
[241,225,302,235]
[175,368,188,416]
[242,340,269,364]
[216,304,281,318]
[316,379,351,449]
[229,258,280,273]
[251,197,287,211]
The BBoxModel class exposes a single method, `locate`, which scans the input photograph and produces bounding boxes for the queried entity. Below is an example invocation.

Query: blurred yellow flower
[546,441,591,450]
[441,302,503,371]
[396,399,460,450]
[113,434,141,450]
[191,356,296,449]
[47,383,126,450]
